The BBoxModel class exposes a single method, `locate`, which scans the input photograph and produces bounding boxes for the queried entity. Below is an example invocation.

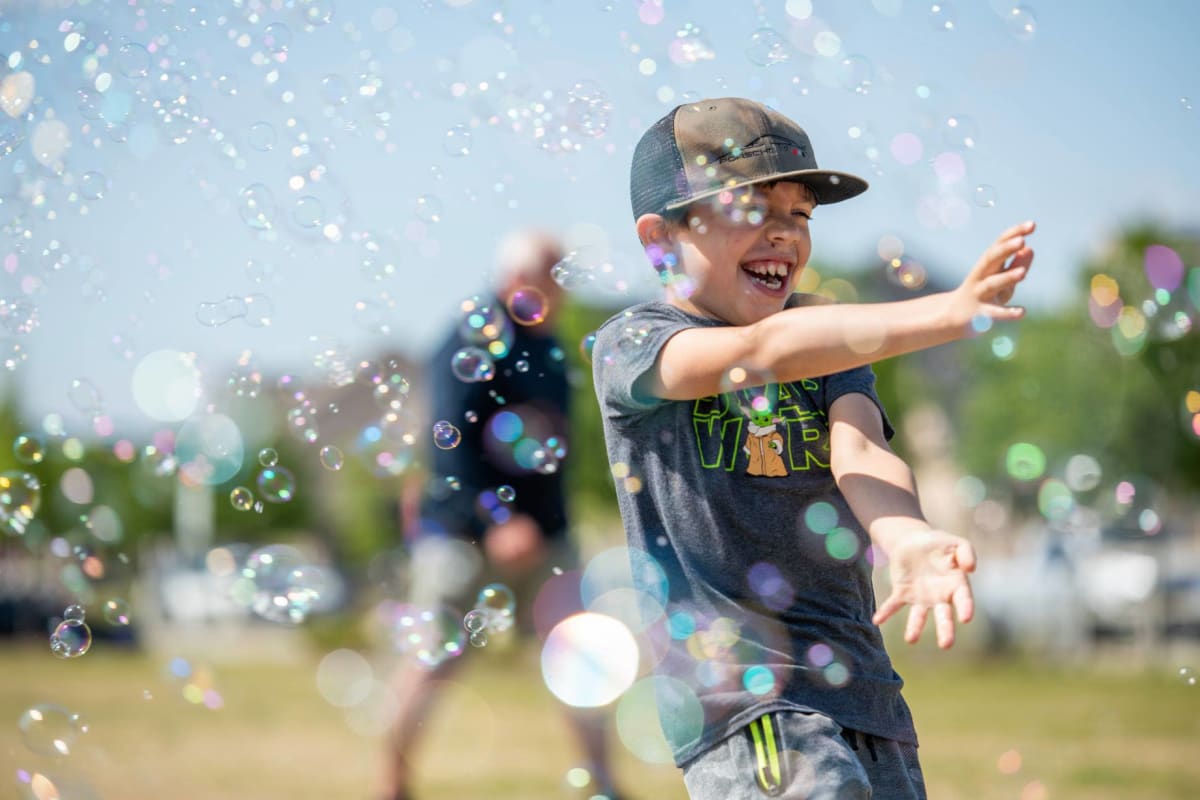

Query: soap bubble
[50,619,92,658]
[444,124,471,157]
[256,466,296,503]
[387,603,467,669]
[0,470,42,536]
[241,544,326,624]
[542,612,639,707]
[320,445,345,471]
[18,704,86,757]
[13,432,45,465]
[230,486,254,511]
[451,347,495,383]
[507,287,549,326]
[497,485,516,502]
[63,604,86,622]
[432,420,462,449]
[103,598,131,626]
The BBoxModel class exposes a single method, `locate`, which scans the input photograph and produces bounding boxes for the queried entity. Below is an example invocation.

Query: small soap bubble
[507,287,549,326]
[444,124,472,157]
[321,74,350,105]
[414,194,443,223]
[451,347,495,383]
[974,184,997,208]
[929,2,956,31]
[247,121,275,151]
[464,609,488,633]
[515,359,530,373]
[19,704,84,756]
[230,486,254,511]
[64,604,86,622]
[293,196,324,228]
[445,475,462,492]
[13,432,45,465]
[476,582,516,620]
[746,27,790,66]
[103,598,131,626]
[79,171,109,200]
[259,448,279,467]
[1006,5,1037,40]
[262,22,292,53]
[50,619,92,658]
[469,630,489,647]
[319,445,344,471]
[1180,667,1196,686]
[497,485,516,502]
[465,410,479,423]
[257,466,296,503]
[432,421,462,450]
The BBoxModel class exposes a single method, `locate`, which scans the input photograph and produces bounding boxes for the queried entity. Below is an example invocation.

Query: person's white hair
[492,228,562,290]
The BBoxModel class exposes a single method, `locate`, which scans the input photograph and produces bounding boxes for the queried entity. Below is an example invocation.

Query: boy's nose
[763,212,804,242]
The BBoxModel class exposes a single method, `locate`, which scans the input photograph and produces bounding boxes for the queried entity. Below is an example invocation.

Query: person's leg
[376,536,482,800]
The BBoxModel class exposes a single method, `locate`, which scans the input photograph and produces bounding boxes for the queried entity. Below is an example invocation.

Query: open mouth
[740,260,792,292]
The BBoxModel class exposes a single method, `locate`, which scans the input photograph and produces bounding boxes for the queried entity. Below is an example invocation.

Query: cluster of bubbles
[49,604,92,659]
[380,601,467,669]
[462,582,516,647]
[196,293,274,327]
[230,544,333,624]
[450,295,514,383]
[1088,245,1197,358]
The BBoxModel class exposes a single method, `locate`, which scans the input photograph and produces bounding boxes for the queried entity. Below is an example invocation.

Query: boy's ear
[636,213,671,247]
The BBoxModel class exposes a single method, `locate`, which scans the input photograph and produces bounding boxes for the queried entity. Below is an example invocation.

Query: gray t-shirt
[592,301,917,767]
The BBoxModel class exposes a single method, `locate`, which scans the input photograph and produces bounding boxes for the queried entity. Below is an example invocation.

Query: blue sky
[0,0,1197,430]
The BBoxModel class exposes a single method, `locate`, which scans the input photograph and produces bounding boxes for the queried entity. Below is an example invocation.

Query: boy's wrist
[869,519,933,553]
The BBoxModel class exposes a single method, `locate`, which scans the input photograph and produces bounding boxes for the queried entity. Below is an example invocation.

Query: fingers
[872,593,905,626]
[952,582,974,624]
[972,222,1037,279]
[954,539,977,573]
[904,603,929,644]
[934,603,955,649]
[977,266,1028,298]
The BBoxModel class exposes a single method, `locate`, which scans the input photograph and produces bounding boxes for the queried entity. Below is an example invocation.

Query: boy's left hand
[872,530,976,649]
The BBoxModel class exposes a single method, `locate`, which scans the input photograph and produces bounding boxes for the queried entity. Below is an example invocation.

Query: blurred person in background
[377,229,628,800]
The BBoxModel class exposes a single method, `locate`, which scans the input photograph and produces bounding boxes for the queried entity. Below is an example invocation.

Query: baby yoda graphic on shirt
[742,406,788,477]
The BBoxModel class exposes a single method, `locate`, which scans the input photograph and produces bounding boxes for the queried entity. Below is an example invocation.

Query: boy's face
[661,181,815,327]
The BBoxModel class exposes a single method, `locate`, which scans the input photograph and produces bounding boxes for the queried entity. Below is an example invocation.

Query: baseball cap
[630,97,868,220]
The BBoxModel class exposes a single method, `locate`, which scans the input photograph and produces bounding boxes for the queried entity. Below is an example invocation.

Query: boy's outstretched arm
[646,221,1036,402]
[828,392,976,650]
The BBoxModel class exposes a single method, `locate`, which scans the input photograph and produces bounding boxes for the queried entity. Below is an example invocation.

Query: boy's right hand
[950,220,1036,330]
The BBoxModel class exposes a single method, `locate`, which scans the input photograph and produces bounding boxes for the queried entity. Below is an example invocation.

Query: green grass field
[2,636,1197,800]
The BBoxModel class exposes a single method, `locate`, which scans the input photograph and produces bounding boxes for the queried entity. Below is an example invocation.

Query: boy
[591,97,1035,798]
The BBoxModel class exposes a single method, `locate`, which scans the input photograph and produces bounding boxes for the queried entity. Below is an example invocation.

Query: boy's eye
[793,210,812,220]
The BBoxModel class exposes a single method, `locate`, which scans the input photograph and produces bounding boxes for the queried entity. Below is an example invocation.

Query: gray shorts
[407,534,579,636]
[682,711,926,800]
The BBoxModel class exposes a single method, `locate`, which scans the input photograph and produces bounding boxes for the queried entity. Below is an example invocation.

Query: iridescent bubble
[79,171,109,200]
[1005,442,1046,481]
[18,704,85,757]
[230,486,254,511]
[930,1,956,31]
[974,184,997,208]
[1006,5,1037,40]
[464,608,489,633]
[262,22,292,53]
[293,195,324,228]
[50,619,92,658]
[541,612,639,707]
[238,183,277,230]
[243,293,274,327]
[506,287,549,326]
[68,378,104,418]
[943,114,978,149]
[320,445,344,471]
[0,470,42,536]
[432,421,462,450]
[116,42,152,78]
[321,74,350,105]
[746,27,789,66]
[256,466,296,503]
[102,598,131,626]
[550,251,596,290]
[450,347,495,383]
[476,582,516,621]
[64,604,86,622]
[497,485,516,502]
[444,124,471,157]
[469,630,488,647]
[13,432,45,465]
[414,194,443,223]
[259,448,279,467]
[668,22,716,65]
[247,121,275,151]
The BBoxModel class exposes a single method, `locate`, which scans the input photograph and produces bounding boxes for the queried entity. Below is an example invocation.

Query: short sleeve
[592,303,697,423]
[824,365,895,441]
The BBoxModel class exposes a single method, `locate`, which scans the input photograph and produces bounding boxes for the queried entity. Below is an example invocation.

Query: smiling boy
[592,97,1035,798]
